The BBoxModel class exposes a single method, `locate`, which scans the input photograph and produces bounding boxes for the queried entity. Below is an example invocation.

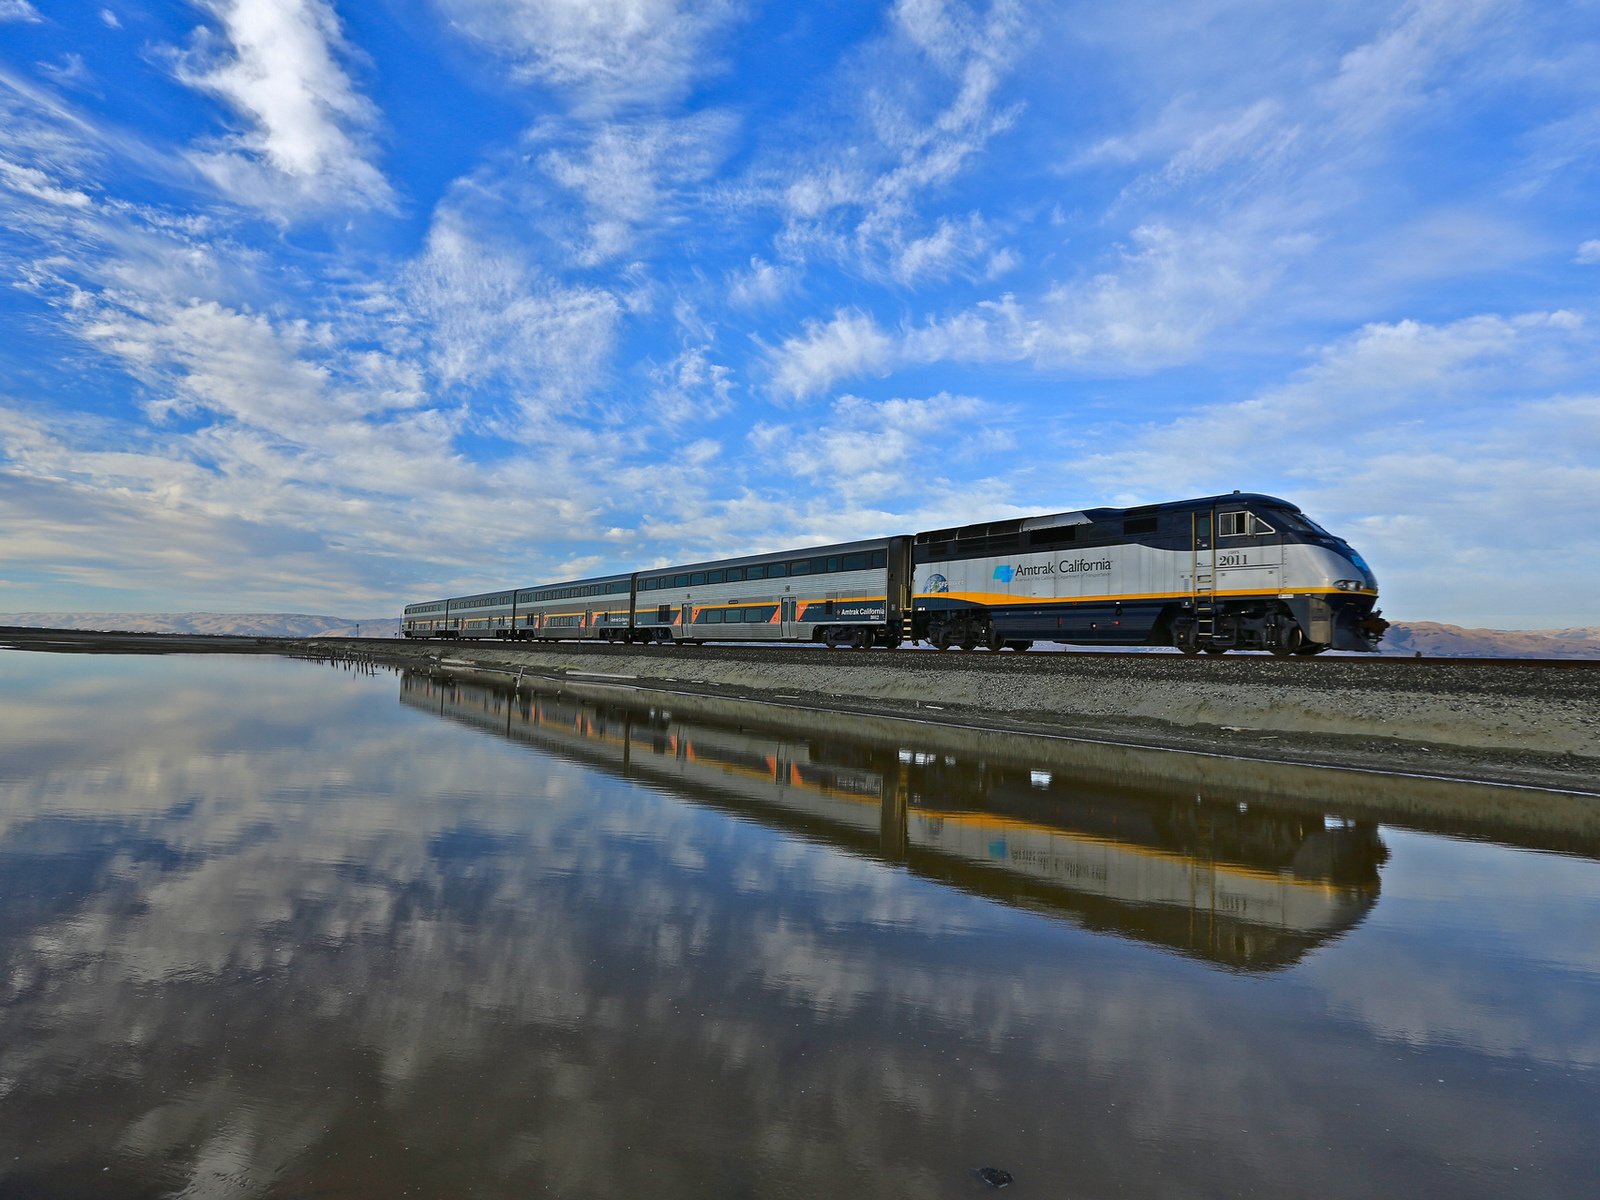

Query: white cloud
[771,0,1028,282]
[0,0,40,23]
[766,309,895,400]
[100,7,120,28]
[536,111,735,265]
[0,153,92,207]
[726,256,795,308]
[769,218,1311,392]
[750,391,990,501]
[648,344,734,424]
[174,0,393,214]
[1577,239,1600,264]
[1320,0,1505,137]
[439,0,741,114]
[403,215,622,422]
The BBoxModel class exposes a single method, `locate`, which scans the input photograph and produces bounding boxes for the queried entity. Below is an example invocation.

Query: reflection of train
[403,493,1386,655]
[399,673,1386,970]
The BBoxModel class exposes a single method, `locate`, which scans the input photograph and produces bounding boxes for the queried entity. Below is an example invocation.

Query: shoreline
[4,626,1596,800]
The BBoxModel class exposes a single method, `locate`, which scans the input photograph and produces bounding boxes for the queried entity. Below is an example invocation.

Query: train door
[780,596,798,639]
[1214,505,1283,595]
[681,603,693,640]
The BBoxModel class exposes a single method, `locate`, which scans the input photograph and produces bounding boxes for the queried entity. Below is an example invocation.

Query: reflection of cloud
[1,655,1597,1196]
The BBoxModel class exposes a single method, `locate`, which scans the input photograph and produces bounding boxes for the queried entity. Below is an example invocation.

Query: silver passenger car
[634,537,911,647]
[513,574,634,642]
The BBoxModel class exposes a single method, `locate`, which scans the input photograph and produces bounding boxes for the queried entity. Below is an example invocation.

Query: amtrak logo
[926,573,949,593]
[992,565,1015,583]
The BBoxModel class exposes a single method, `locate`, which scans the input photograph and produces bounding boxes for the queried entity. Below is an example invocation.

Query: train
[403,491,1387,655]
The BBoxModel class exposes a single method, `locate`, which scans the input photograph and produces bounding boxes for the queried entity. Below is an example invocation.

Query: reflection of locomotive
[403,492,1385,655]
[400,673,1386,970]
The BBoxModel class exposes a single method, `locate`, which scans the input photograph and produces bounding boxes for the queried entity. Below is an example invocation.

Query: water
[2,651,1597,1198]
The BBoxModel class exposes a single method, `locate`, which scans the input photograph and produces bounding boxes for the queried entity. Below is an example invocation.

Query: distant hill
[0,613,401,638]
[1378,622,1600,659]
[2,614,1596,658]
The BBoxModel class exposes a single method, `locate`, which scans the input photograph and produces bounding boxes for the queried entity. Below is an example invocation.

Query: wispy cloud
[769,0,1029,282]
[535,110,736,265]
[750,390,994,501]
[402,213,622,423]
[766,309,895,400]
[439,0,743,114]
[172,0,394,215]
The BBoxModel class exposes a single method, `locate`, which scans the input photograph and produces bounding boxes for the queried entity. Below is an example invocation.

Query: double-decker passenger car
[633,536,908,648]
[402,491,1384,655]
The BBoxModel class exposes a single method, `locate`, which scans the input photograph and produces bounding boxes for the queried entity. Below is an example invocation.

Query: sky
[0,0,1596,628]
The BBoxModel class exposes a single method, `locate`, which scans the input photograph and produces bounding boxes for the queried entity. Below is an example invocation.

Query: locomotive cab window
[1218,511,1276,537]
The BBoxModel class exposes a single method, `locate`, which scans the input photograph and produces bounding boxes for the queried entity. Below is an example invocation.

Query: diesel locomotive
[403,492,1386,655]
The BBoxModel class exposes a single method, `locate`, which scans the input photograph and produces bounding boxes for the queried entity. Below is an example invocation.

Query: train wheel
[1294,643,1328,656]
[823,628,840,649]
[931,631,951,650]
[959,638,979,650]
[1005,640,1032,652]
[1269,625,1304,657]
[1203,646,1227,655]
[851,629,870,649]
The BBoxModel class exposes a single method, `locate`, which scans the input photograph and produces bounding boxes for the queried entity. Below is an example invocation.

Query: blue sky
[0,0,1596,627]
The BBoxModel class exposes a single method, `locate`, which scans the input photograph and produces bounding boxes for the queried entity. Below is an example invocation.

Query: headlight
[1333,579,1364,592]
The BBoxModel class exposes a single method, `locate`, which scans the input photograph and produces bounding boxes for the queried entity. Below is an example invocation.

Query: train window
[1028,526,1075,547]
[1124,516,1159,535]
[657,603,670,622]
[673,574,689,588]
[842,552,867,571]
[706,609,724,623]
[768,562,787,578]
[826,556,840,572]
[709,570,724,584]
[790,560,811,576]
[871,550,887,568]
[727,567,745,582]
[748,565,766,580]
[809,557,828,574]
[1219,512,1275,537]
[691,573,707,587]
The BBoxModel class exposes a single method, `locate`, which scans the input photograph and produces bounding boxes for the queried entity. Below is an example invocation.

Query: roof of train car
[916,492,1300,543]
[636,533,903,579]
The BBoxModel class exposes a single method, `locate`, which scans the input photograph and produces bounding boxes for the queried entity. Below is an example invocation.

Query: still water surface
[1,651,1598,1198]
